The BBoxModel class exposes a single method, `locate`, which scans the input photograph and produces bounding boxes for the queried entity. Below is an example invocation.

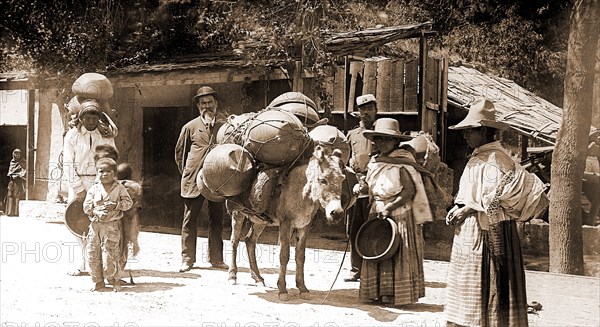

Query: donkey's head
[303,145,346,222]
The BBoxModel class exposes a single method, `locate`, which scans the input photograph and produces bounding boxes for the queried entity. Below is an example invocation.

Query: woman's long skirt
[359,209,425,306]
[445,216,528,327]
[6,178,24,216]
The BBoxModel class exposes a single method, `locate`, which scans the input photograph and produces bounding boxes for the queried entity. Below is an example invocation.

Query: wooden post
[343,57,349,133]
[521,135,530,160]
[418,31,429,132]
[439,58,449,162]
[424,56,439,141]
[26,89,36,200]
[293,60,303,93]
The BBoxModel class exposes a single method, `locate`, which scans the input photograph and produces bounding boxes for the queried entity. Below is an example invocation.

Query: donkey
[226,144,347,301]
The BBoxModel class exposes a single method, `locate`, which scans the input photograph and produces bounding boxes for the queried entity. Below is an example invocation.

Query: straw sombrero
[449,97,509,130]
[363,118,413,141]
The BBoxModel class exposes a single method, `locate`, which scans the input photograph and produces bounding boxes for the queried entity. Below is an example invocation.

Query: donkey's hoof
[300,292,311,300]
[278,293,289,301]
[228,278,237,285]
[254,278,265,286]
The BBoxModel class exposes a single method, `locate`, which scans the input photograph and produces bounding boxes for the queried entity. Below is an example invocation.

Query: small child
[116,163,142,280]
[83,158,133,292]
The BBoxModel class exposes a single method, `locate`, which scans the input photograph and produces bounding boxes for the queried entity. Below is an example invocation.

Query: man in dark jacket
[344,94,378,282]
[175,86,228,272]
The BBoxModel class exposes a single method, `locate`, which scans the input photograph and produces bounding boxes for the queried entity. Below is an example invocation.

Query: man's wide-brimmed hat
[193,86,218,106]
[449,97,509,130]
[363,118,413,141]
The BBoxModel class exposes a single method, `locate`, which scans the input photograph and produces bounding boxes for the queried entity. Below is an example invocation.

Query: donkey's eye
[318,178,328,185]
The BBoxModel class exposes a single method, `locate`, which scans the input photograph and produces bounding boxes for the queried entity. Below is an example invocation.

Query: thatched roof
[447,66,563,145]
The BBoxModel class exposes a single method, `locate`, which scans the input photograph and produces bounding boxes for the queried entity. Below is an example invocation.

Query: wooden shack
[1,22,451,228]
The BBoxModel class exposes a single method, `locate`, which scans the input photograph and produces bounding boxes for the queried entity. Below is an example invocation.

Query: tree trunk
[549,0,600,275]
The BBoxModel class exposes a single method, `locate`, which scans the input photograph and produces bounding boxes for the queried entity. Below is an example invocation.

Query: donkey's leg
[227,212,244,284]
[277,220,292,301]
[246,223,266,285]
[295,226,310,299]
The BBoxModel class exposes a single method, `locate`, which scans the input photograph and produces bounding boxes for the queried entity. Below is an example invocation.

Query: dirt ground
[1,215,599,327]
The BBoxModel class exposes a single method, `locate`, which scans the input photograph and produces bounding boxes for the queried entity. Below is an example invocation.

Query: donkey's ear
[331,149,344,168]
[314,144,325,161]
[332,149,343,159]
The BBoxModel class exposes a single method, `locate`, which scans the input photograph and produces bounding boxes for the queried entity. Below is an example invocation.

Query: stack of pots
[200,107,310,200]
[67,73,118,137]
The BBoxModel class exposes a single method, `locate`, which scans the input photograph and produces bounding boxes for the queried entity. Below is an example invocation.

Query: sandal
[528,301,543,311]
[527,301,543,314]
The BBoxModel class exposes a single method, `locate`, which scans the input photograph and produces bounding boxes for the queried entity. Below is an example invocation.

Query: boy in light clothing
[84,158,133,291]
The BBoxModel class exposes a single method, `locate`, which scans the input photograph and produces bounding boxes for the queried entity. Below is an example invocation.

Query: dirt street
[1,215,598,327]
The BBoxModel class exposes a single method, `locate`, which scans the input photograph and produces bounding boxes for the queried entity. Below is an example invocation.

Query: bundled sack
[243,109,310,165]
[309,125,350,165]
[267,91,320,127]
[201,144,256,197]
[72,72,114,99]
[238,166,284,215]
[216,113,253,145]
[402,132,441,172]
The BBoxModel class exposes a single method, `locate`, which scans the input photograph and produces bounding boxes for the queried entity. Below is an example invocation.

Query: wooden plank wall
[323,57,424,114]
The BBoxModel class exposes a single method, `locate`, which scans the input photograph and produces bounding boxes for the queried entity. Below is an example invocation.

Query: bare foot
[91,282,105,292]
[112,280,122,292]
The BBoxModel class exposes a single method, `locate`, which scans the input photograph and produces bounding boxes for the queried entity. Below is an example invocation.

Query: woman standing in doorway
[6,148,26,216]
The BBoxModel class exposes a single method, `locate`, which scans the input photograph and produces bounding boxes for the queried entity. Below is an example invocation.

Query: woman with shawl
[6,148,26,216]
[359,118,433,306]
[444,98,548,326]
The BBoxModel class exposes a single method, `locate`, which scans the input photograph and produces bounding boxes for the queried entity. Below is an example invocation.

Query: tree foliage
[1,0,572,105]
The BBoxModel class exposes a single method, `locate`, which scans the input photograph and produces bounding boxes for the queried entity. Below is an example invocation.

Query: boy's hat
[363,118,413,141]
[449,97,509,130]
[96,157,117,171]
[356,94,377,107]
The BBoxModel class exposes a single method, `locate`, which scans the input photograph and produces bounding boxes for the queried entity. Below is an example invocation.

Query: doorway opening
[141,106,192,227]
